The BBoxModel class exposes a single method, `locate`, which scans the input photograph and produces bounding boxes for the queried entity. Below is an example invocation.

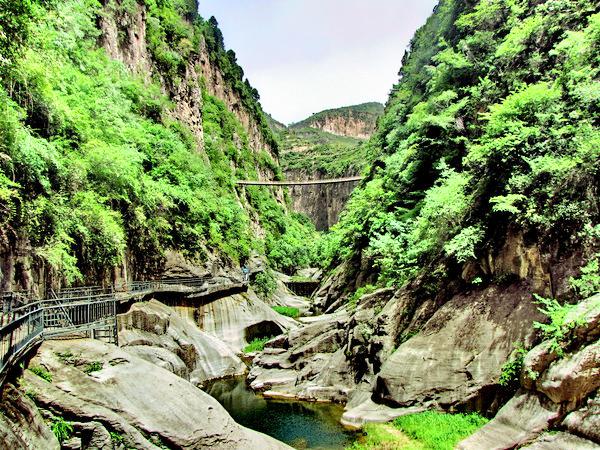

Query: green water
[204,376,356,449]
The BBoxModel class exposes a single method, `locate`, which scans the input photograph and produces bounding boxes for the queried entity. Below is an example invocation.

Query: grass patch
[29,366,52,382]
[83,361,103,374]
[393,411,488,450]
[110,431,125,445]
[243,337,273,353]
[348,411,488,450]
[347,423,423,450]
[272,306,300,318]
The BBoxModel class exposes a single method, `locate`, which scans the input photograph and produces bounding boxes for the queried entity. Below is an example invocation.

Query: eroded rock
[23,339,291,449]
[456,391,561,450]
[375,286,540,410]
[118,299,246,385]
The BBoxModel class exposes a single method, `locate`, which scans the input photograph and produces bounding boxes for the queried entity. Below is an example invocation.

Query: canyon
[0,0,599,449]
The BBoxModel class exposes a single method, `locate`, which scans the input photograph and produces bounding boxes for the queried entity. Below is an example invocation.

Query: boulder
[118,300,246,385]
[375,285,540,409]
[0,383,59,450]
[23,339,291,449]
[537,341,600,405]
[456,391,561,450]
[521,431,599,449]
[563,392,600,443]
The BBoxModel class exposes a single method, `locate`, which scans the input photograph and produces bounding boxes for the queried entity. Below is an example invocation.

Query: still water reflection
[204,377,355,449]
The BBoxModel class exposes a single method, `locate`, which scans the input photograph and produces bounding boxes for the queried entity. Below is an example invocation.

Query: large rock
[23,339,291,449]
[375,285,540,409]
[248,310,354,402]
[456,391,561,450]
[0,383,59,449]
[118,300,246,385]
[563,392,600,443]
[537,341,600,405]
[521,431,600,450]
[460,295,600,448]
[189,291,297,351]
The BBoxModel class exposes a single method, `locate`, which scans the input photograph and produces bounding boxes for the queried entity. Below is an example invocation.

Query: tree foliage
[320,0,600,290]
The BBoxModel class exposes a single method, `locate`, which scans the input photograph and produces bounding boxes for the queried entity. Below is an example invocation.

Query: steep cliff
[0,0,315,295]
[290,102,384,139]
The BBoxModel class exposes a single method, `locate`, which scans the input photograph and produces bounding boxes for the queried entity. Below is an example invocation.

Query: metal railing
[0,306,44,375]
[0,276,219,380]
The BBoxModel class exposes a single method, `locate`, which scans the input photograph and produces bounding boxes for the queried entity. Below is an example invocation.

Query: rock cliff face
[286,169,361,231]
[0,0,287,295]
[458,295,600,449]
[278,103,383,230]
[290,103,384,139]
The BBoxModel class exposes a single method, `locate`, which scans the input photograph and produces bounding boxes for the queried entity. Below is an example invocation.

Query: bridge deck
[236,176,363,186]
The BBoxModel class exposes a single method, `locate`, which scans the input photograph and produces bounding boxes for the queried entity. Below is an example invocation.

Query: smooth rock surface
[191,291,297,350]
[23,339,291,449]
[118,299,247,384]
[521,431,599,449]
[376,286,540,409]
[340,399,425,429]
[456,391,561,450]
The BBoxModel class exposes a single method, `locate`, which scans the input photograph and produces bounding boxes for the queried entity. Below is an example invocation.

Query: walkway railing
[0,276,225,382]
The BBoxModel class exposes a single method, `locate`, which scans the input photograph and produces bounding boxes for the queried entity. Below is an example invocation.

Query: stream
[204,376,356,449]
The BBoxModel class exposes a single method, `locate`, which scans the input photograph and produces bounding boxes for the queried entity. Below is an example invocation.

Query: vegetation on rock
[51,416,73,443]
[272,306,300,318]
[243,336,272,353]
[0,0,316,286]
[317,0,600,295]
[277,103,384,178]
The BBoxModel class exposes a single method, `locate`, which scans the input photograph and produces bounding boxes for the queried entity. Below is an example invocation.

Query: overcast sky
[199,0,439,124]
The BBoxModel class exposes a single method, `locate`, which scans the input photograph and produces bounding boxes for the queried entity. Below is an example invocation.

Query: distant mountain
[290,102,384,139]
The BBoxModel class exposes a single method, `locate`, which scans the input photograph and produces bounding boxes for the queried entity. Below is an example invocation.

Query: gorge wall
[0,0,314,296]
[286,169,361,231]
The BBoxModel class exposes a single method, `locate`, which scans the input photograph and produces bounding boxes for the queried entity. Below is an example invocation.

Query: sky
[198,0,439,124]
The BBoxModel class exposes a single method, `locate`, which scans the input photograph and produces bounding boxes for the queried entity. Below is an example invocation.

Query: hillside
[0,0,317,292]
[290,102,384,139]
[303,0,600,438]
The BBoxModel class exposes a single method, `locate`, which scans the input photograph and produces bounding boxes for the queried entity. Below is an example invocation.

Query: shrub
[533,295,583,356]
[110,431,125,445]
[272,306,300,318]
[252,269,277,299]
[569,256,600,299]
[29,366,52,382]
[83,361,103,374]
[51,417,74,443]
[499,343,528,388]
[348,284,377,310]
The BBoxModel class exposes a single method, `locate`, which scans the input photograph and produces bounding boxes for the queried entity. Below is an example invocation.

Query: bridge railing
[43,297,116,337]
[0,306,44,375]
[0,275,245,380]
